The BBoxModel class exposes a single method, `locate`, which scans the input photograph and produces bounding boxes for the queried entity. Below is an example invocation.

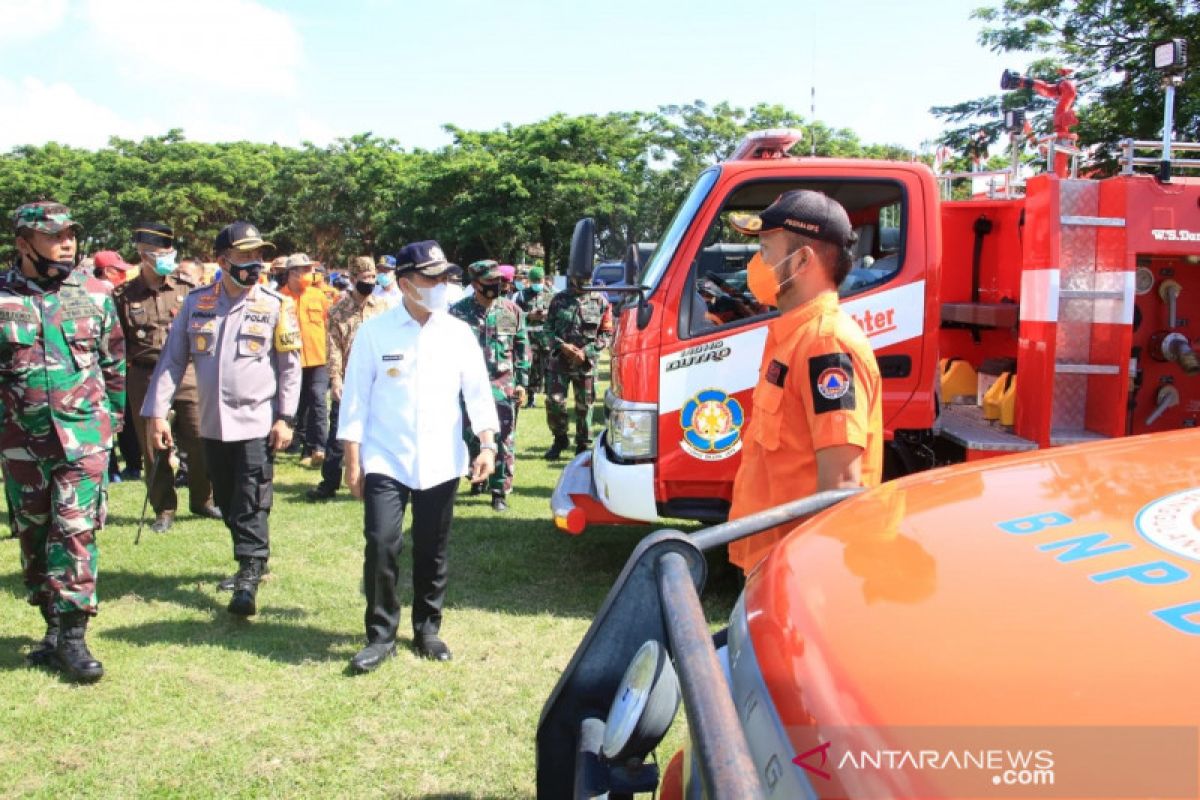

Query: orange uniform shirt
[281,284,332,367]
[728,290,883,573]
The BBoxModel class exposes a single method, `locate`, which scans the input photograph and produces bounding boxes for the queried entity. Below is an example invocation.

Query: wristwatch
[479,442,498,453]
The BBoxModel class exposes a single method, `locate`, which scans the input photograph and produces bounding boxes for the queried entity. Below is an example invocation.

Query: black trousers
[317,399,342,493]
[295,365,330,455]
[203,437,274,561]
[362,474,457,644]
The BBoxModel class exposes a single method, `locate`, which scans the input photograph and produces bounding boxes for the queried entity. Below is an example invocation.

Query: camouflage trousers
[3,450,107,615]
[546,370,597,446]
[527,336,550,395]
[464,399,517,496]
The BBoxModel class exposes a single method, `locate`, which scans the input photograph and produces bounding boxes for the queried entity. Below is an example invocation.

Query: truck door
[654,168,934,522]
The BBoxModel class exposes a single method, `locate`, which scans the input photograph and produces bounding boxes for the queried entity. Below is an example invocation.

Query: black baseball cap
[213,221,276,257]
[134,221,174,249]
[730,190,854,248]
[395,240,451,277]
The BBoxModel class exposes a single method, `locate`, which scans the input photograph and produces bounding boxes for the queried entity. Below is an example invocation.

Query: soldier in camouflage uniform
[449,260,529,512]
[1,202,125,682]
[544,275,613,459]
[515,265,553,408]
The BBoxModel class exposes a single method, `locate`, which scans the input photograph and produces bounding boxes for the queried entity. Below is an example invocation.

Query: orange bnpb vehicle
[552,69,1200,536]
[537,428,1200,798]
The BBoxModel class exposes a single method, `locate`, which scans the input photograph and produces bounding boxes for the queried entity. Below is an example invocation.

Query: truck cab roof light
[728,129,805,161]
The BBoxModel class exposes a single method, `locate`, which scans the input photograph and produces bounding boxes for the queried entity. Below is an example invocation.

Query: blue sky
[0,0,1028,153]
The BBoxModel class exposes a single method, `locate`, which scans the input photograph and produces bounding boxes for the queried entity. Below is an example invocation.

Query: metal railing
[1119,138,1200,175]
[938,169,1021,200]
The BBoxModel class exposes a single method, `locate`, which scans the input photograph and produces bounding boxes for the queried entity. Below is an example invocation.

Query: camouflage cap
[13,201,81,235]
[349,255,376,277]
[467,259,502,283]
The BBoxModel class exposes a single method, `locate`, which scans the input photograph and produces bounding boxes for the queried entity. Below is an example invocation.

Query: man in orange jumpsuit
[727,189,884,574]
[280,252,333,466]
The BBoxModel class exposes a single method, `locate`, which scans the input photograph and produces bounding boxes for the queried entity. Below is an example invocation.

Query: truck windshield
[640,167,719,296]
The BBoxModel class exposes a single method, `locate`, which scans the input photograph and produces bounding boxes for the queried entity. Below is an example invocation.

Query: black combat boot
[227,557,265,617]
[26,601,59,667]
[218,561,270,591]
[543,435,571,460]
[575,441,591,455]
[54,612,104,682]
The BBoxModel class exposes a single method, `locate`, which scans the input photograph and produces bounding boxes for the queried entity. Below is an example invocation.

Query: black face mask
[355,280,376,297]
[23,243,75,284]
[475,282,500,300]
[229,261,264,287]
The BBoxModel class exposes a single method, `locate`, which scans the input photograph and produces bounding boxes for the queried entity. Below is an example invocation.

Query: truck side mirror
[623,243,642,286]
[568,218,595,281]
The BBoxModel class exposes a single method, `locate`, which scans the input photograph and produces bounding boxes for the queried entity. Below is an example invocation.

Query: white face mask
[405,279,450,313]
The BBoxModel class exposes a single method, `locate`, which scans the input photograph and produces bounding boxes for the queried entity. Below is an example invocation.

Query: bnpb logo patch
[808,353,856,414]
[816,367,851,400]
[1135,488,1200,562]
[680,389,744,461]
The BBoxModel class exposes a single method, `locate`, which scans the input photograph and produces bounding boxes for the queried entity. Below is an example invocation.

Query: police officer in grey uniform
[143,221,302,617]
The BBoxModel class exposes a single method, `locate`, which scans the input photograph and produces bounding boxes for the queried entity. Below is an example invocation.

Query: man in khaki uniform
[113,222,219,533]
[307,256,388,500]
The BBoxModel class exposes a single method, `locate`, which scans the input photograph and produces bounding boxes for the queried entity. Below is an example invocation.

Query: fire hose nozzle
[1159,279,1182,327]
[1146,385,1181,426]
[1162,332,1200,375]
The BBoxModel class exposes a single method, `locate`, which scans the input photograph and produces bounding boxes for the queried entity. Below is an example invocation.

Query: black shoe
[54,612,103,682]
[543,436,571,460]
[120,467,142,481]
[491,494,508,512]
[150,512,174,534]
[190,504,223,519]
[525,395,536,409]
[470,482,485,496]
[306,484,337,502]
[218,562,269,591]
[174,471,189,488]
[414,636,452,662]
[26,602,59,668]
[575,442,591,455]
[349,641,397,674]
[226,557,265,616]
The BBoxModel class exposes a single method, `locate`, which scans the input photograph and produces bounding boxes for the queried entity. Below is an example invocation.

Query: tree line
[0,102,911,271]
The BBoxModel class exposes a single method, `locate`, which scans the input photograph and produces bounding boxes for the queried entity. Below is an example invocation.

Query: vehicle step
[934,405,1037,452]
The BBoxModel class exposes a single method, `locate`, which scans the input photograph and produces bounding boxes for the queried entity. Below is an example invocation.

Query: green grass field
[0,397,741,798]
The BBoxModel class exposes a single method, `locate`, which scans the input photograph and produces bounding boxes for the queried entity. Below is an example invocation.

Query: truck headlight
[606,389,657,461]
[602,639,681,762]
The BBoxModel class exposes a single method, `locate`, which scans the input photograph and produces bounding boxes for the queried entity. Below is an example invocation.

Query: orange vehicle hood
[745,429,1200,792]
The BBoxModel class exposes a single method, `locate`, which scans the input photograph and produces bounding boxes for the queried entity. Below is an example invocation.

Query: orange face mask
[746,249,803,306]
[297,272,316,290]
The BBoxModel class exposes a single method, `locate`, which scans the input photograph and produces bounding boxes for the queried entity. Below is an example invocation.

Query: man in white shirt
[339,239,499,672]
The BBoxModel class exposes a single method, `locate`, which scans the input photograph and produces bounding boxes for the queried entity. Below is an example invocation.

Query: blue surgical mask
[377,273,394,289]
[153,252,177,276]
[514,280,525,292]
[529,283,544,293]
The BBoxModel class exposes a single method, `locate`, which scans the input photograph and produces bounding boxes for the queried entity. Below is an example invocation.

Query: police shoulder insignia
[808,353,856,414]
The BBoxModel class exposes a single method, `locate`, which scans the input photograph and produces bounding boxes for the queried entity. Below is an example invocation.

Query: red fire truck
[551,73,1200,536]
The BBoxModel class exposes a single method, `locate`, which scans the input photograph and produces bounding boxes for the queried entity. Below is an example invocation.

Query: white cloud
[83,0,302,95]
[0,0,68,44]
[0,77,159,150]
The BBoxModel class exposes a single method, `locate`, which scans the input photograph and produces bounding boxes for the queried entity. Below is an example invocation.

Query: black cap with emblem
[134,221,174,249]
[213,221,276,257]
[395,240,451,277]
[730,189,855,248]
